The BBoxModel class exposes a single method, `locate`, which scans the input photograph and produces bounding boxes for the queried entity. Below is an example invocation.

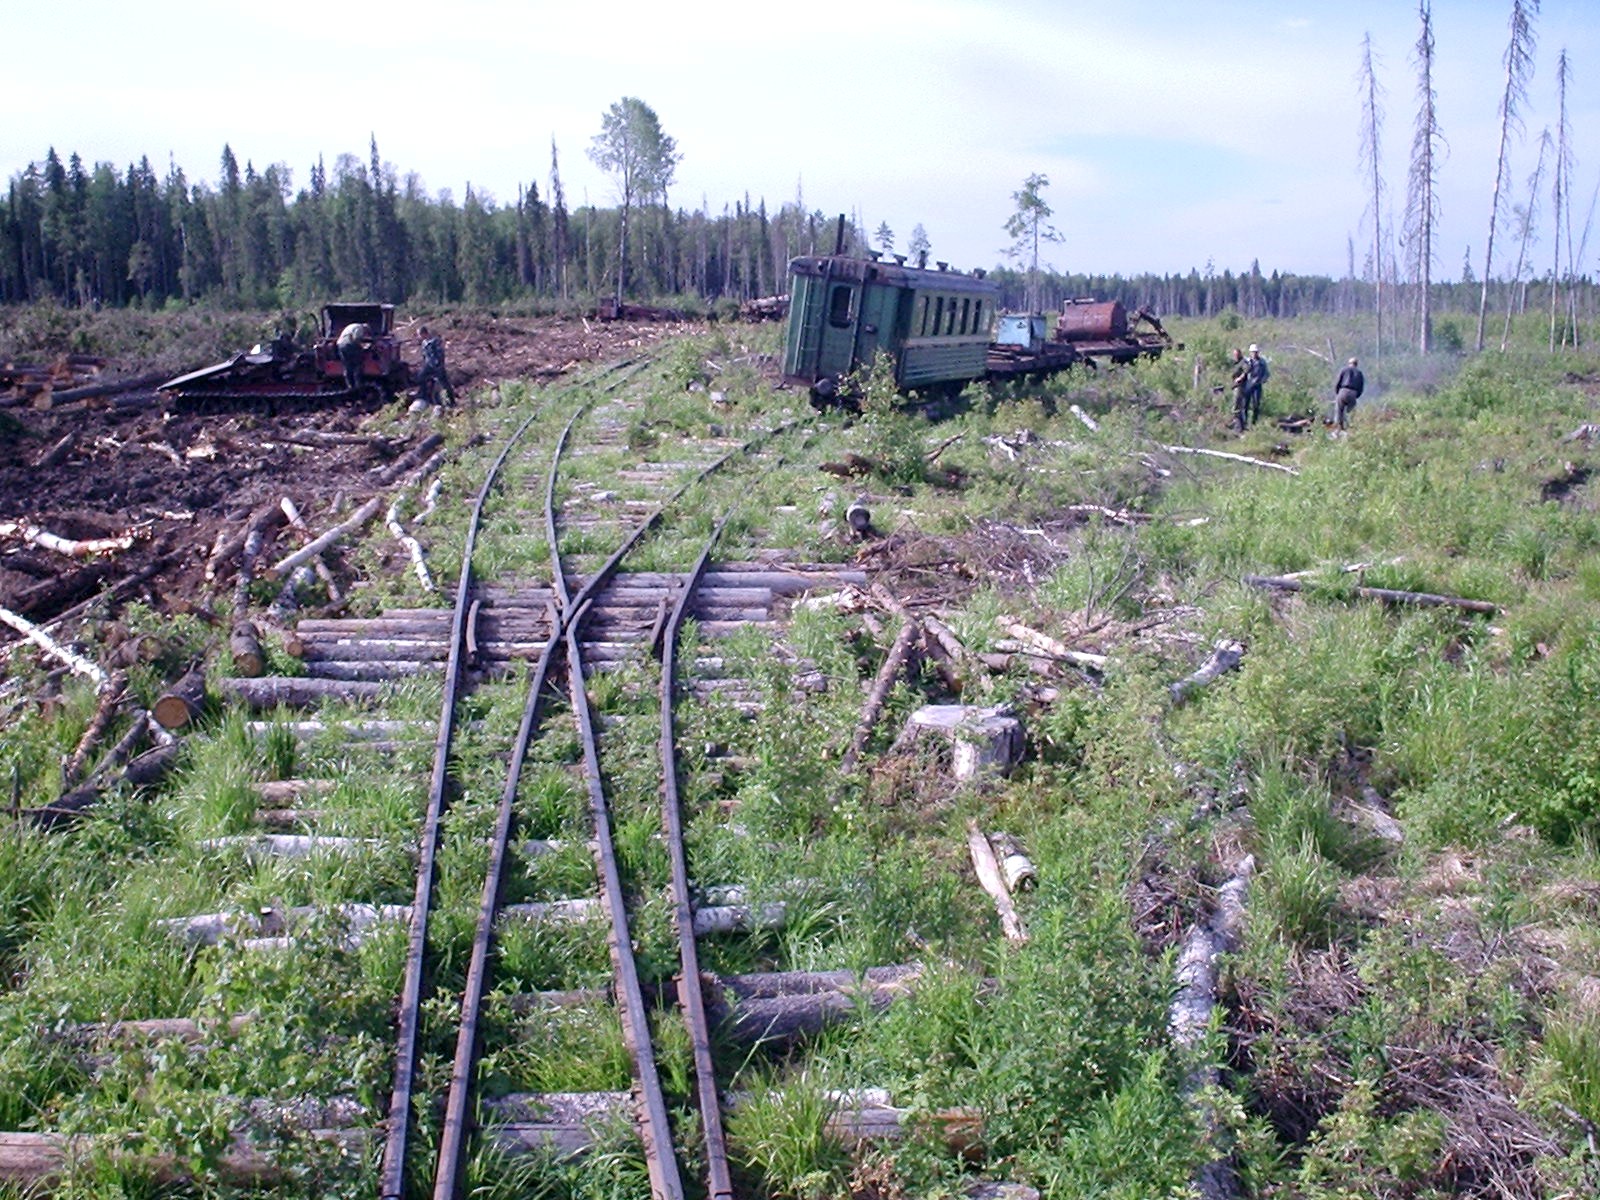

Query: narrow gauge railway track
[362,376,826,1198]
[0,358,899,1198]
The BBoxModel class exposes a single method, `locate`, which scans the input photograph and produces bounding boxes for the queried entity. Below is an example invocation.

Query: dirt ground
[0,312,701,634]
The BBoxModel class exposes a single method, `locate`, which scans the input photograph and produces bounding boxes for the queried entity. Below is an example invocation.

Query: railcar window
[916,295,929,337]
[932,297,944,337]
[945,298,957,336]
[973,300,984,333]
[960,298,971,335]
[828,285,852,328]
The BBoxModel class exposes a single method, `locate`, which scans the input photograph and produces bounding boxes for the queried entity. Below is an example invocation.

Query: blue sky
[5,1,1597,280]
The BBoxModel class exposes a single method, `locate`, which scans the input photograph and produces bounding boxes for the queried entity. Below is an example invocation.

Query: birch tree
[587,97,680,303]
[1474,0,1540,352]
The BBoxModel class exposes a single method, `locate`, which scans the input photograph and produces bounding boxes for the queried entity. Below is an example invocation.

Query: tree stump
[901,705,1023,780]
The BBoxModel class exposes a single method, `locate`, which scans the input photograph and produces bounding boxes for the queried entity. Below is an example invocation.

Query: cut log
[385,499,434,592]
[251,779,336,805]
[0,520,135,559]
[1168,639,1246,706]
[0,603,108,685]
[266,497,382,581]
[372,433,445,486]
[206,504,286,583]
[153,667,209,730]
[996,617,1109,670]
[987,831,1037,892]
[1242,573,1498,614]
[220,676,384,710]
[34,431,76,468]
[229,620,265,677]
[280,498,340,602]
[839,618,920,772]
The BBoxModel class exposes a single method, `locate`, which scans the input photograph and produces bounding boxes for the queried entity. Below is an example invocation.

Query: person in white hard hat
[1244,344,1270,426]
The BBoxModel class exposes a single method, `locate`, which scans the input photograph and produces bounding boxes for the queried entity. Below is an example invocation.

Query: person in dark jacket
[1228,348,1250,432]
[1244,343,1269,426]
[415,326,456,405]
[1334,357,1365,430]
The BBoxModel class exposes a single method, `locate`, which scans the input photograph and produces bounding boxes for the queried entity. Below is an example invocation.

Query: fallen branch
[265,497,383,581]
[279,497,341,601]
[0,521,136,559]
[206,505,286,583]
[61,672,128,788]
[996,617,1109,671]
[1242,573,1498,614]
[966,820,1027,943]
[1068,404,1099,432]
[839,618,920,773]
[0,604,108,686]
[1163,445,1299,476]
[1168,639,1245,706]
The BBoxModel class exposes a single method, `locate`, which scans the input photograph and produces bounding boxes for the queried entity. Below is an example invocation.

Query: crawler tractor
[159,303,412,403]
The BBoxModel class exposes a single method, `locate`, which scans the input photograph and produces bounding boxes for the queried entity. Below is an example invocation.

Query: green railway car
[783,252,999,405]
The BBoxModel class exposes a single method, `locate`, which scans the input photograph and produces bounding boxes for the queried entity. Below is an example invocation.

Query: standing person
[1244,343,1270,426]
[415,326,456,406]
[336,321,369,393]
[1334,356,1365,431]
[1228,348,1250,433]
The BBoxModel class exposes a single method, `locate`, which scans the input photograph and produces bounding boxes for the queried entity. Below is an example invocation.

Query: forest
[3,137,1592,333]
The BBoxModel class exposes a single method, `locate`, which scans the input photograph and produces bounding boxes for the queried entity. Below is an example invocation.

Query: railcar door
[815,278,862,378]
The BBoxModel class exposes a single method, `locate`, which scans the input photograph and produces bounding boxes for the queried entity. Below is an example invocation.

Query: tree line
[0,136,842,313]
[2,132,1592,334]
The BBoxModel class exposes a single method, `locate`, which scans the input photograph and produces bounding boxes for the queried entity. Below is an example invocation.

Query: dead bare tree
[1549,49,1574,350]
[1357,33,1387,361]
[1474,0,1540,353]
[1499,129,1550,351]
[1405,0,1444,354]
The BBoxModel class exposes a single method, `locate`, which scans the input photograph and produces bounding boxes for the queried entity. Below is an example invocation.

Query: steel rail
[379,405,543,1200]
[384,356,654,1200]
[424,392,806,1198]
[430,598,564,1200]
[661,513,736,1200]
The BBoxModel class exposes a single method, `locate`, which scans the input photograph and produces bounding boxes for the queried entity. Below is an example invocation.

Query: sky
[5,0,1599,281]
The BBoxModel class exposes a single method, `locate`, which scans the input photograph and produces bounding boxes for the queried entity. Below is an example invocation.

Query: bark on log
[1168,639,1246,706]
[251,779,336,804]
[153,667,209,730]
[280,498,340,601]
[1242,573,1499,614]
[0,1128,363,1188]
[385,499,435,592]
[266,497,382,580]
[996,617,1109,670]
[839,618,920,772]
[0,603,108,685]
[206,505,286,583]
[1164,444,1300,475]
[372,433,444,486]
[220,676,384,710]
[61,672,127,788]
[230,621,265,677]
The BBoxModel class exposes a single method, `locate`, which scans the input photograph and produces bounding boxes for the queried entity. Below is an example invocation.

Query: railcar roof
[788,255,998,296]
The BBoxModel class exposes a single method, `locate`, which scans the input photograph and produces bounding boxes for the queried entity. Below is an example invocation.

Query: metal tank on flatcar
[783,246,998,406]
